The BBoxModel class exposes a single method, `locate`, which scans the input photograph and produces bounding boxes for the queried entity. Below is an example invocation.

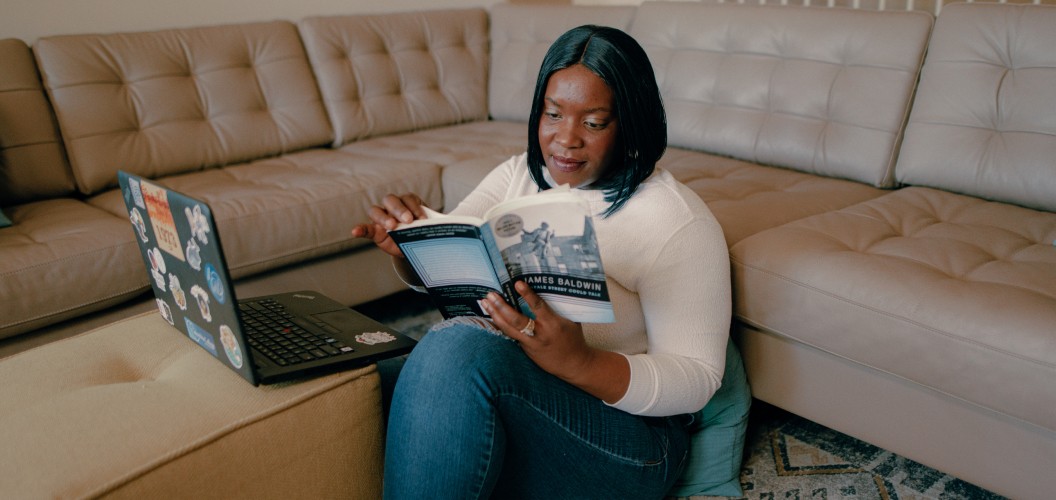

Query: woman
[352,25,731,499]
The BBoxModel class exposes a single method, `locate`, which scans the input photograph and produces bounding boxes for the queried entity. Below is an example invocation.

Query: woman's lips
[551,155,584,172]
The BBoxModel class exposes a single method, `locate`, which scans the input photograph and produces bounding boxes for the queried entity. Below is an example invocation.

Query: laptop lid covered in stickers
[117,171,416,385]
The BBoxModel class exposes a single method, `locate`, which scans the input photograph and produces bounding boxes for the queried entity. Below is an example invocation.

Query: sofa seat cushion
[336,121,527,167]
[428,120,529,211]
[660,147,887,246]
[0,312,385,498]
[338,120,527,212]
[730,186,1056,432]
[90,148,442,278]
[0,199,145,340]
[441,154,521,212]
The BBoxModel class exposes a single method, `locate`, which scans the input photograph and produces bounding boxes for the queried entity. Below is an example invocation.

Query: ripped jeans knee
[427,315,512,341]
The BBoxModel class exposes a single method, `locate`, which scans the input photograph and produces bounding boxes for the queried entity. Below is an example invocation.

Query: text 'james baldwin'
[523,275,602,291]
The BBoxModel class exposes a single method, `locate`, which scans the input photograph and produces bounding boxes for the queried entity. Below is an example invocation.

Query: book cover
[388,187,614,323]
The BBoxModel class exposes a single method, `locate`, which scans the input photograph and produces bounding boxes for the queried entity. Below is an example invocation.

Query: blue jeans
[381,318,690,499]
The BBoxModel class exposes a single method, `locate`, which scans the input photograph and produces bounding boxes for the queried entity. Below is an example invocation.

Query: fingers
[381,193,428,226]
[483,291,532,340]
[484,281,554,341]
[357,193,429,231]
[351,192,428,258]
[514,280,548,314]
[350,222,404,258]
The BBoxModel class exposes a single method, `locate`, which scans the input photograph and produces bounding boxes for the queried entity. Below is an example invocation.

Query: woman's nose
[554,120,582,148]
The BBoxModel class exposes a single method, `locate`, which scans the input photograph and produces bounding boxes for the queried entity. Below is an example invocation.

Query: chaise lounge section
[0,2,1053,498]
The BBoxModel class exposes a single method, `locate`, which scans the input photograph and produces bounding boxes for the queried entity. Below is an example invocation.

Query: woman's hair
[526,25,667,217]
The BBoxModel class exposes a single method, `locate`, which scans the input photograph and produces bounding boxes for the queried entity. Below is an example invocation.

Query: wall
[2,0,505,44]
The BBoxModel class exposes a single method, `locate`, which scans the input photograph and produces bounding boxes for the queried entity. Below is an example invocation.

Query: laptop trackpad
[312,309,368,331]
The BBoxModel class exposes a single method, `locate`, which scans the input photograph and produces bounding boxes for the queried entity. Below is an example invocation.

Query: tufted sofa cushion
[487,4,637,123]
[660,147,885,246]
[0,38,146,340]
[632,2,932,188]
[897,3,1056,212]
[299,9,489,147]
[298,10,527,214]
[0,312,386,498]
[0,199,145,340]
[87,149,444,279]
[731,187,1056,433]
[34,21,333,196]
[0,38,75,206]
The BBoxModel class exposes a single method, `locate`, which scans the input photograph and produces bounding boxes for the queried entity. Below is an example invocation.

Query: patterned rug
[680,402,1005,500]
[354,291,1005,500]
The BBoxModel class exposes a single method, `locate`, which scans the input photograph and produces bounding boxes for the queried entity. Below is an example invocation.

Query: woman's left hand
[484,281,629,403]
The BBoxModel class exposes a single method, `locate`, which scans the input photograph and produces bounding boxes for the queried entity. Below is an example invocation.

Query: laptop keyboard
[238,299,354,367]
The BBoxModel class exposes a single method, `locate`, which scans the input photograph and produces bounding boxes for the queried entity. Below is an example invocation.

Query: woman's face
[538,64,619,189]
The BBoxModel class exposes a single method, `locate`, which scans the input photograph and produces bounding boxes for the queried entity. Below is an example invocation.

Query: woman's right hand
[350,193,430,258]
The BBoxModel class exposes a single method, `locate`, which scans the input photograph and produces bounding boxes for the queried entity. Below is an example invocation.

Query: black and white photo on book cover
[388,187,615,324]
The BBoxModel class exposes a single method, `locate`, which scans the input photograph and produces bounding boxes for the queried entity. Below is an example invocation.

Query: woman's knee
[400,318,525,385]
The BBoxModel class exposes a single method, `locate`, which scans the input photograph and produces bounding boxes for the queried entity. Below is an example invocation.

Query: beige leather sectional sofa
[0,2,1053,498]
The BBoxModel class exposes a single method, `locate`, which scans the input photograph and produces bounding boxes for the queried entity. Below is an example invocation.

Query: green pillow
[0,209,11,228]
[668,338,752,497]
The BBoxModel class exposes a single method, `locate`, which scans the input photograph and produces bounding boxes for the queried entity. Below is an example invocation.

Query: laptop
[117,171,417,385]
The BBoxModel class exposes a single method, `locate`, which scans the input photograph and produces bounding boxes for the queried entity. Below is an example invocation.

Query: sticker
[129,179,146,209]
[492,213,524,238]
[130,208,149,243]
[185,318,218,357]
[169,274,187,310]
[185,237,202,271]
[219,324,243,369]
[156,298,174,325]
[140,180,185,261]
[147,247,167,291]
[190,284,212,322]
[204,263,225,304]
[185,204,210,245]
[355,331,397,345]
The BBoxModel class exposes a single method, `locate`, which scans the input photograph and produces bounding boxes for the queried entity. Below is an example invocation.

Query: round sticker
[204,263,225,304]
[492,213,523,238]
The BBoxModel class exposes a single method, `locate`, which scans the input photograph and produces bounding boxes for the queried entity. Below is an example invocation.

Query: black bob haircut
[526,25,667,217]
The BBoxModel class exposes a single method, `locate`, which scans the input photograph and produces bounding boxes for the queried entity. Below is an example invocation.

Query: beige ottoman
[0,312,385,498]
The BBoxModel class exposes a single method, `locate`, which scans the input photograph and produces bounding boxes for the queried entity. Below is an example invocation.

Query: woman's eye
[586,121,607,130]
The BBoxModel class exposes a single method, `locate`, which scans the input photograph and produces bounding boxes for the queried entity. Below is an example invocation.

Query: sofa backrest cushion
[0,38,76,206]
[632,2,932,188]
[299,9,489,147]
[487,4,637,123]
[34,21,333,196]
[896,3,1056,212]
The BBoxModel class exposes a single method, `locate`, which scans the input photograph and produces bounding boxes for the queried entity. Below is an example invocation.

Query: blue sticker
[205,263,225,304]
[185,318,218,357]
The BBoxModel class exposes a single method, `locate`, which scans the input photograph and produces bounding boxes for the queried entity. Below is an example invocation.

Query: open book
[388,186,614,323]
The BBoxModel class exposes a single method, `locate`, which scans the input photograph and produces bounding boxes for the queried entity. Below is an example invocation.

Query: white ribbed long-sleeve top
[449,154,732,417]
